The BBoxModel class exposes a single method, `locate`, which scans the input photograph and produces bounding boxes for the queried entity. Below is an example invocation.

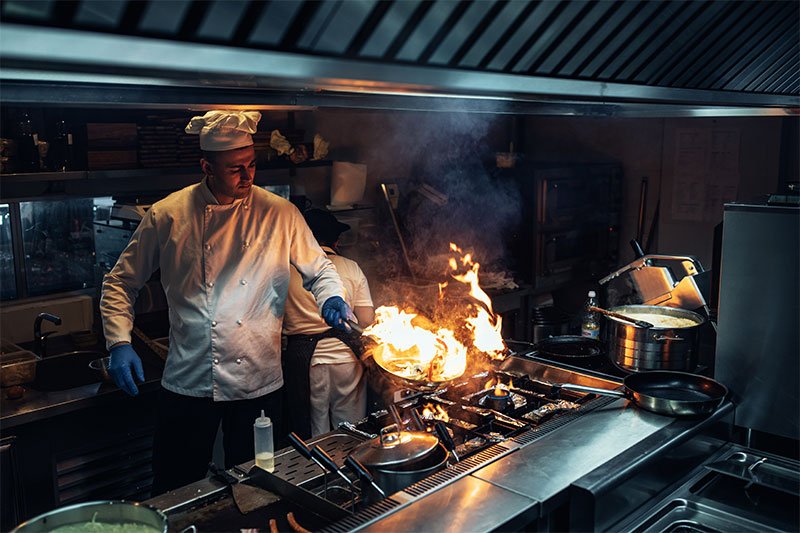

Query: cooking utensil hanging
[557,370,727,417]
[381,183,416,282]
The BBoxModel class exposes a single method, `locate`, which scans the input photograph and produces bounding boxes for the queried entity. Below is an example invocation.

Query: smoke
[375,111,522,289]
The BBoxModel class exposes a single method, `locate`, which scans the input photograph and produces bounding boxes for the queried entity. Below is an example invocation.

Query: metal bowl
[13,500,167,532]
[89,356,112,383]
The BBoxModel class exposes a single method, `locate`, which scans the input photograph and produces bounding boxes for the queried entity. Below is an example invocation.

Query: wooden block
[86,123,138,148]
[88,150,138,169]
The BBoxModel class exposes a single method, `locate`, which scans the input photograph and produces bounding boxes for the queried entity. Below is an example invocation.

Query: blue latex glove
[322,296,356,332]
[108,343,145,396]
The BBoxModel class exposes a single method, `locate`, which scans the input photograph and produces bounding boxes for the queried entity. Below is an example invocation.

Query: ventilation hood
[1,0,798,116]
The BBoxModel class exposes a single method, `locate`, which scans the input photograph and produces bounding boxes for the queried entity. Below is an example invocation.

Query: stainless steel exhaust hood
[1,0,797,115]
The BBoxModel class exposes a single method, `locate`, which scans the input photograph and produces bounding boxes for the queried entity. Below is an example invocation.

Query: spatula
[208,462,279,514]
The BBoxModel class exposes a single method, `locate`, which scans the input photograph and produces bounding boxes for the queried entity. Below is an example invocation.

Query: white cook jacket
[100,179,345,401]
[283,246,373,364]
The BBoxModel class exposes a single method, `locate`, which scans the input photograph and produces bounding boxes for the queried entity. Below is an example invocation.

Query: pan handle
[559,383,627,398]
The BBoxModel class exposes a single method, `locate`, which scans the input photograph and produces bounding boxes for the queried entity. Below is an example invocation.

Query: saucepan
[557,370,727,417]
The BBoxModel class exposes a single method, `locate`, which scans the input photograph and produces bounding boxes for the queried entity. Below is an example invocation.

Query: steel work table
[342,399,734,532]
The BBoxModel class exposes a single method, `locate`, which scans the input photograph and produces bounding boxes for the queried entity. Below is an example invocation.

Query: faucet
[33,313,62,358]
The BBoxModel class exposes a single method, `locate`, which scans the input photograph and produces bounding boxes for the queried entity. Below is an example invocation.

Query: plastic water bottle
[254,410,274,472]
[581,291,600,340]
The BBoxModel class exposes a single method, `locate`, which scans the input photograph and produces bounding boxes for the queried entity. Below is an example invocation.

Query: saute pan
[559,370,727,417]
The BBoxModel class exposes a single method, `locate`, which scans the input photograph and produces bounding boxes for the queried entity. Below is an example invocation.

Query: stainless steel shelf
[0,160,332,185]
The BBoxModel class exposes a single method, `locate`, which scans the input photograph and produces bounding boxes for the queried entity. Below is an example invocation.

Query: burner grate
[512,395,618,446]
[268,433,364,486]
[320,497,402,533]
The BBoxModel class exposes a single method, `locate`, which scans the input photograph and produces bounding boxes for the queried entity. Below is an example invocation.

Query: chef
[100,110,354,494]
[283,209,374,437]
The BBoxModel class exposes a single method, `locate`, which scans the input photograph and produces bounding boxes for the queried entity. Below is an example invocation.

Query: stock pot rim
[607,305,705,329]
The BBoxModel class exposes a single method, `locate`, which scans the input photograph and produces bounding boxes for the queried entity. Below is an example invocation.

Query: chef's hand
[109,343,145,396]
[322,296,356,332]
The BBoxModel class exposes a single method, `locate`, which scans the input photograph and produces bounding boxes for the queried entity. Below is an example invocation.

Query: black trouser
[282,329,364,440]
[151,387,282,496]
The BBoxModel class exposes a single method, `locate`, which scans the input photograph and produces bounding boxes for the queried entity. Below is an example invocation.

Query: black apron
[282,327,364,439]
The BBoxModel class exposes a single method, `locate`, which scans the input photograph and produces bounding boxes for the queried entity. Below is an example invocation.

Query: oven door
[538,177,588,226]
[538,229,589,276]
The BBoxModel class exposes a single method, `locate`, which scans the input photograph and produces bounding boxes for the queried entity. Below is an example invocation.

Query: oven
[501,162,622,289]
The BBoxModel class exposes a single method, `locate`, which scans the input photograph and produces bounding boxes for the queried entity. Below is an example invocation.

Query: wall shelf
[0,159,332,185]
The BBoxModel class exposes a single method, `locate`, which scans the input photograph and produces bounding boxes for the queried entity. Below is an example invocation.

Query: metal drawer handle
[653,334,683,341]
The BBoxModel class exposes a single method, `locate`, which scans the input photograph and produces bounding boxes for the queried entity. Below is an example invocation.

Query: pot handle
[559,383,627,398]
[380,424,401,446]
[653,333,684,341]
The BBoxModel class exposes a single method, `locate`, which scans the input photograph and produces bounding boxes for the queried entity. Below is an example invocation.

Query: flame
[421,403,450,422]
[449,243,506,360]
[364,307,467,382]
[361,243,508,384]
[485,377,514,395]
[438,282,448,299]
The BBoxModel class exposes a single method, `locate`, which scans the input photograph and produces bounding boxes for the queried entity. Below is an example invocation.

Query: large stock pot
[13,501,167,532]
[605,305,705,372]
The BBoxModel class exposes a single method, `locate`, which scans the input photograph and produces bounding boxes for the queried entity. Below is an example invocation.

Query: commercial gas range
[150,356,622,532]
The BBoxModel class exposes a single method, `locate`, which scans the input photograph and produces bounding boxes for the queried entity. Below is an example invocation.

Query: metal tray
[704,450,800,496]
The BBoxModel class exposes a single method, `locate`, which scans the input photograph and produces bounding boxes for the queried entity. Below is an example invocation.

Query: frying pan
[559,370,727,417]
[534,335,604,359]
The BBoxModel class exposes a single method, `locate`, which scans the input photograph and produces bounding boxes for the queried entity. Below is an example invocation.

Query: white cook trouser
[309,361,366,437]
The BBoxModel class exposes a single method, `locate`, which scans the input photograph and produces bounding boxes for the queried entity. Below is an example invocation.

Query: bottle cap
[255,409,272,428]
[588,290,596,298]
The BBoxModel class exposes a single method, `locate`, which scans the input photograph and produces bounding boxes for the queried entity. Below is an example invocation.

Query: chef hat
[185,110,262,151]
[304,208,351,244]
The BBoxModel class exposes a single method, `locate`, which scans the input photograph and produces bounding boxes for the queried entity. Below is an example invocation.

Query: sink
[31,351,107,391]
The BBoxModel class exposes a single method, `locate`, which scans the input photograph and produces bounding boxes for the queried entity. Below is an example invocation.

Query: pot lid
[350,426,439,468]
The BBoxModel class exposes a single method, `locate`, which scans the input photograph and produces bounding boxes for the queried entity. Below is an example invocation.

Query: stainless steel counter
[1,338,164,429]
[361,475,538,533]
[472,399,672,512]
[0,373,162,428]
[342,399,735,531]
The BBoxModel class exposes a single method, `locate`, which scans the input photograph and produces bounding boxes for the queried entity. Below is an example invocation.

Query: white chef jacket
[283,246,373,364]
[100,179,345,401]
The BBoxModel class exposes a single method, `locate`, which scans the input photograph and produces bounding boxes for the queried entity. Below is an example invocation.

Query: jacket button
[207,282,214,288]
[236,319,243,326]
[240,279,247,285]
[211,321,217,327]
[213,358,219,364]
[236,358,242,364]
[205,243,211,250]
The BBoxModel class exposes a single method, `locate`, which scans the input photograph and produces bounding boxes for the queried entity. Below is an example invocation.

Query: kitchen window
[20,198,96,296]
[0,197,128,301]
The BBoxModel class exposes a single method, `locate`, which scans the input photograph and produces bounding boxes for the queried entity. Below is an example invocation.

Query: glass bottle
[16,110,40,172]
[581,290,600,339]
[50,117,74,172]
